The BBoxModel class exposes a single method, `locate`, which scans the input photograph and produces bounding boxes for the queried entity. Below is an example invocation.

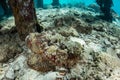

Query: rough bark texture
[9,0,38,41]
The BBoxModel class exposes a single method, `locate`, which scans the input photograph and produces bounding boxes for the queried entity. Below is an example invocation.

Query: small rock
[70,37,86,46]
[87,42,103,52]
[104,39,111,46]
[5,68,15,79]
[99,53,120,68]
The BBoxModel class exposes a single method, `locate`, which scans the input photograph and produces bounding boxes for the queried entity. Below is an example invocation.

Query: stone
[99,53,120,68]
[106,68,120,80]
[0,7,120,80]
[106,47,117,57]
[26,32,83,72]
[0,64,9,80]
[104,39,111,46]
[4,55,27,79]
[18,69,44,80]
[58,27,79,37]
[70,37,86,46]
[5,68,15,79]
[43,72,59,80]
[87,42,103,53]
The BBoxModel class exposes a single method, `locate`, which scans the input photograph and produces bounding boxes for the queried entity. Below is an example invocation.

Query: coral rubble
[26,32,83,72]
[0,6,120,80]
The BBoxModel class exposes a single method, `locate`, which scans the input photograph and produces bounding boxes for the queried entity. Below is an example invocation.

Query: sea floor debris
[0,7,120,80]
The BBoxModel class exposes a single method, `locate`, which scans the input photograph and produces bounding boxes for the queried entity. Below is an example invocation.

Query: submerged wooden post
[9,0,39,41]
[37,0,43,8]
[52,0,60,7]
[0,0,9,15]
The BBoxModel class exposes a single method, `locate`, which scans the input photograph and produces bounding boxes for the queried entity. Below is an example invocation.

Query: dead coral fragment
[26,32,83,72]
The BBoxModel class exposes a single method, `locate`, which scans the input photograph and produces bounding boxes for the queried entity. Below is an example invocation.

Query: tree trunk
[37,0,43,8]
[52,0,60,7]
[9,0,39,41]
[0,0,9,15]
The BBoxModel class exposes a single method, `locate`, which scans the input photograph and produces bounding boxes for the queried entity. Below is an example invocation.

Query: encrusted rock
[57,27,79,37]
[99,53,120,68]
[54,13,76,27]
[26,32,83,72]
[1,7,120,80]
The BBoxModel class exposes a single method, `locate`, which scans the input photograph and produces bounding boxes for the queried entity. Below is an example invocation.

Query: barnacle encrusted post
[26,32,83,72]
[9,0,39,41]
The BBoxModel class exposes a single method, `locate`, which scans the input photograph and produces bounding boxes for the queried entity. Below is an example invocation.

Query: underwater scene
[0,0,120,80]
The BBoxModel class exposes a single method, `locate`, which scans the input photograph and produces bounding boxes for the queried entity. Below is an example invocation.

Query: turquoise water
[35,0,120,16]
[113,0,120,16]
[0,0,119,16]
